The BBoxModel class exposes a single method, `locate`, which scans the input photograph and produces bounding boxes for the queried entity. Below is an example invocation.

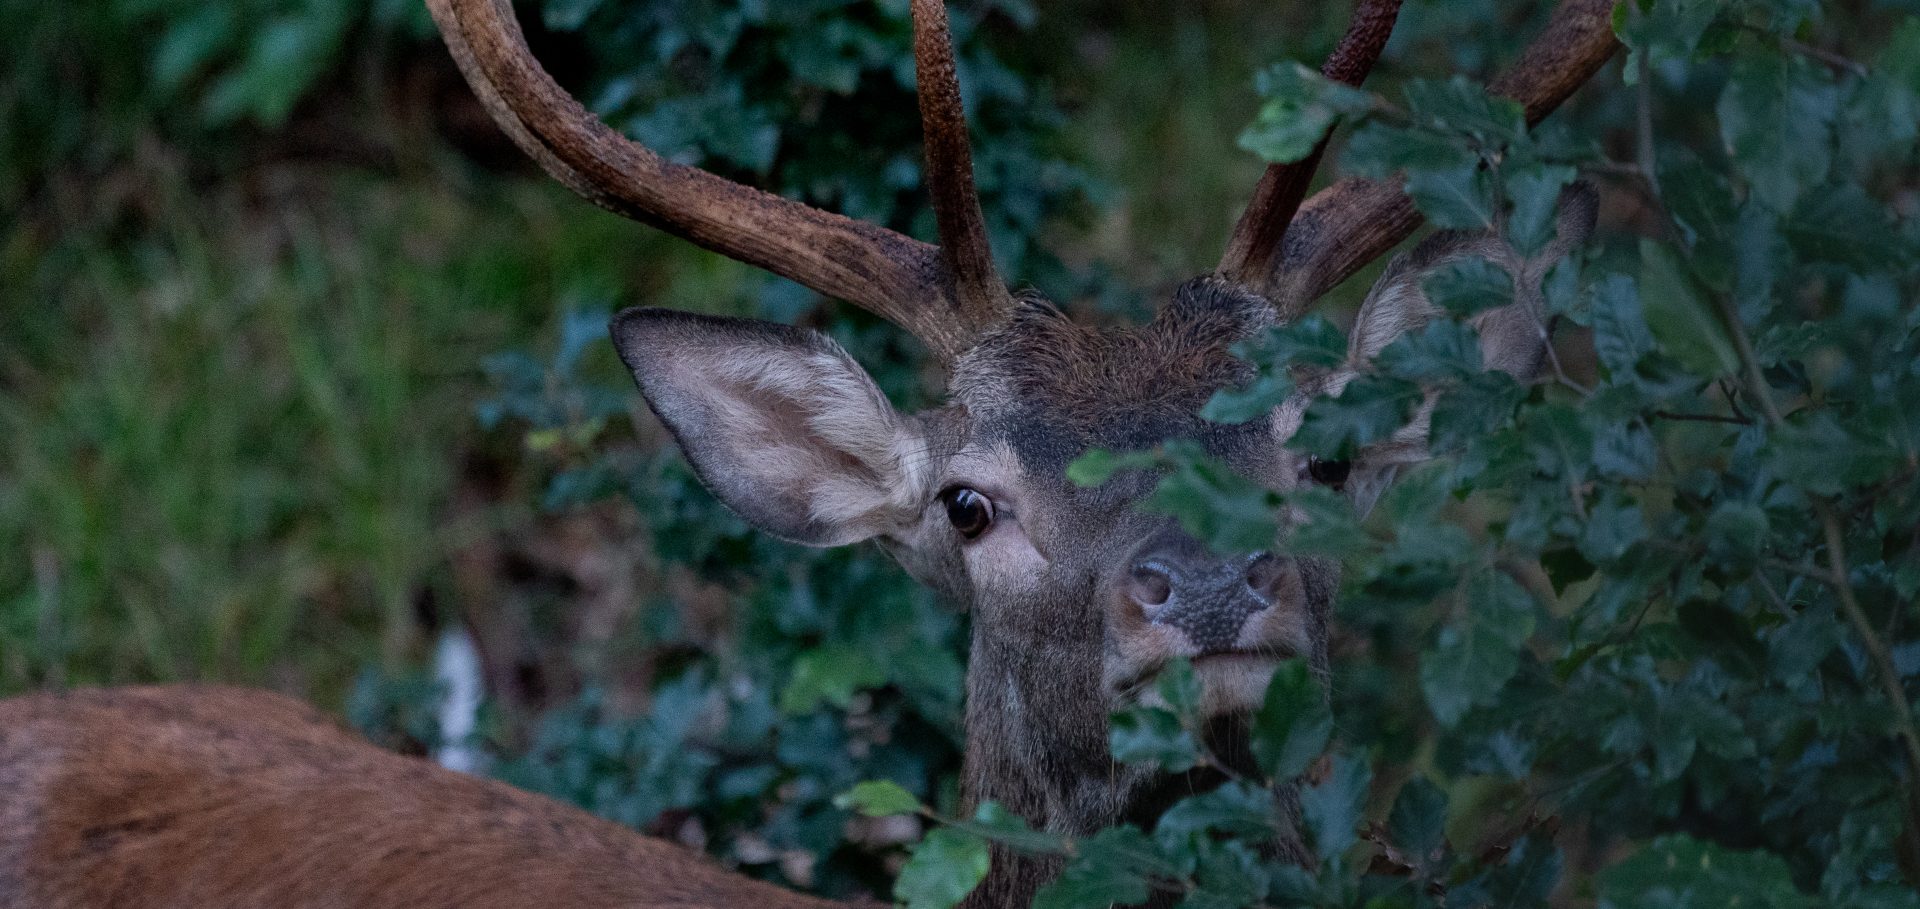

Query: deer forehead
[943,280,1285,478]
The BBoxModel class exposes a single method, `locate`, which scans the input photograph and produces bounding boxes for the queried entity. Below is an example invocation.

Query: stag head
[428,0,1616,902]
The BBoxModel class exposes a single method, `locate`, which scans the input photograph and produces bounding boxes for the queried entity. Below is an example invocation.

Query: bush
[869,4,1920,907]
[480,0,1920,905]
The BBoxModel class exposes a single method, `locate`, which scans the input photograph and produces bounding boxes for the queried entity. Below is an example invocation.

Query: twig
[1817,499,1920,879]
[1652,410,1754,426]
[1634,35,1663,209]
[1754,571,1793,613]
[1580,159,1645,179]
[1781,34,1870,78]
[1763,556,1840,588]
[1709,248,1920,880]
[1520,297,1591,397]
[1712,292,1785,427]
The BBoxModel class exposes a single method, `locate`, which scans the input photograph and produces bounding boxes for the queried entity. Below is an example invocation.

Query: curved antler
[1217,0,1405,287]
[1232,0,1620,316]
[912,0,1015,333]
[426,0,1010,361]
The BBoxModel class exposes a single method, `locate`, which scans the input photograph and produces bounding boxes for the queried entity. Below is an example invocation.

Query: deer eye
[1305,456,1352,490]
[941,487,995,540]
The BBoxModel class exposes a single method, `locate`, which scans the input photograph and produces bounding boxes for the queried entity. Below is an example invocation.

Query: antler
[1228,0,1620,316]
[1217,0,1405,287]
[912,0,1015,332]
[425,0,1011,361]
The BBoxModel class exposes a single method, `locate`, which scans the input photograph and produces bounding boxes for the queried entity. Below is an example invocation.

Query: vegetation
[5,0,1919,906]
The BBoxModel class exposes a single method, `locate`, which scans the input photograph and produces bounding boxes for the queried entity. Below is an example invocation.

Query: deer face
[931,281,1328,722]
[609,193,1591,834]
[612,280,1313,736]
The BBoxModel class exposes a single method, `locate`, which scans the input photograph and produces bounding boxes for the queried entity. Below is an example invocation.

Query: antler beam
[1249,0,1620,315]
[426,0,1009,361]
[1217,0,1405,287]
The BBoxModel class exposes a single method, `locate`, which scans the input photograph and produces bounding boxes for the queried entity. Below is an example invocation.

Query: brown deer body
[0,0,1618,906]
[0,686,842,909]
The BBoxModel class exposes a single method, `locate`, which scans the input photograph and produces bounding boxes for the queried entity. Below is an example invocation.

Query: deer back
[0,686,844,909]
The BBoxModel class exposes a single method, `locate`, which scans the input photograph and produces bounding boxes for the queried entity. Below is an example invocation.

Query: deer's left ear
[1350,182,1598,379]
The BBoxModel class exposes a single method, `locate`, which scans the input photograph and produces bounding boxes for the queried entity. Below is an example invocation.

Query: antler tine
[1260,0,1620,315]
[426,0,981,361]
[1217,0,1405,288]
[911,0,1015,334]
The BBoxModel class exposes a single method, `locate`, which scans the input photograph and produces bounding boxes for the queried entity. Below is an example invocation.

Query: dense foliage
[8,0,1920,906]
[853,3,1920,907]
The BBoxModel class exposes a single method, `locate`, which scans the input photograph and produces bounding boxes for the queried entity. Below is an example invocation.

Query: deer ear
[1349,182,1599,377]
[610,308,928,547]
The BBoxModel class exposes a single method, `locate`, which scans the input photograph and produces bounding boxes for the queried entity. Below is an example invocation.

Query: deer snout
[1121,529,1303,657]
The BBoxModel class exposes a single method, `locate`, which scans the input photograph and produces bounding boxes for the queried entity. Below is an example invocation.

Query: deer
[0,1,1618,907]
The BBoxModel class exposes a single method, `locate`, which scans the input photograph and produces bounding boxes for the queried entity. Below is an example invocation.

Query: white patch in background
[433,627,485,775]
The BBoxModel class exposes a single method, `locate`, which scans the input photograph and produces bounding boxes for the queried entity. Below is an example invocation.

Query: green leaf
[1431,371,1526,453]
[1299,752,1372,858]
[1388,776,1450,864]
[1704,501,1769,569]
[1032,827,1163,909]
[834,779,921,817]
[1203,373,1295,425]
[780,644,886,713]
[1375,319,1485,382]
[1140,444,1282,554]
[1184,839,1269,908]
[1659,150,1739,274]
[1767,411,1902,496]
[1154,781,1279,844]
[1639,240,1739,378]
[1110,706,1201,772]
[1250,660,1333,781]
[1066,448,1161,487]
[1716,55,1838,212]
[896,828,992,909]
[1614,0,1722,61]
[1593,420,1657,482]
[1420,570,1536,726]
[1405,76,1526,145]
[958,802,1070,855]
[1597,835,1814,909]
[1153,658,1203,716]
[1405,164,1497,230]
[1342,122,1479,177]
[1578,492,1647,565]
[1589,274,1657,376]
[1237,63,1377,163]
[1282,486,1373,558]
[1783,182,1904,269]
[1292,375,1423,459]
[1504,162,1579,257]
[1235,315,1350,370]
[150,4,239,94]
[1422,257,1516,318]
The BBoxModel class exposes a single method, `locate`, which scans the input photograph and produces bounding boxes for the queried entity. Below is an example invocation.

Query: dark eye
[1306,456,1352,490]
[942,487,995,540]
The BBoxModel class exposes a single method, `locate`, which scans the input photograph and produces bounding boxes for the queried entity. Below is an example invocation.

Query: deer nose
[1122,530,1296,655]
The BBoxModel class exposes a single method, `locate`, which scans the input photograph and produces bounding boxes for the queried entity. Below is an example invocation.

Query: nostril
[1244,553,1288,604]
[1128,564,1172,608]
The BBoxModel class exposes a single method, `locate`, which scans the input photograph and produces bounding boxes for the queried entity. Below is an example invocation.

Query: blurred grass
[0,160,704,698]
